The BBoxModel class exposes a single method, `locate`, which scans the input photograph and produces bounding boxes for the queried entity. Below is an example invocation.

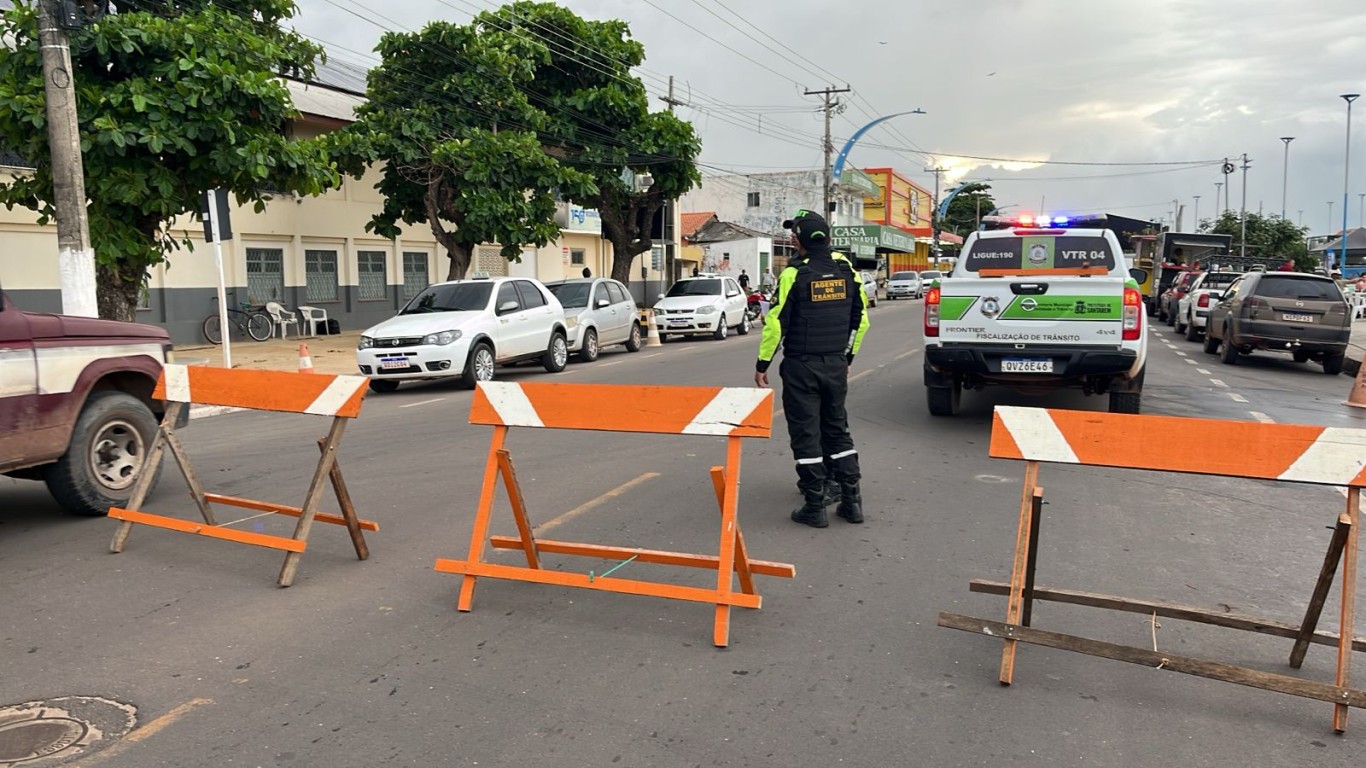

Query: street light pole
[1214,182,1223,223]
[1193,195,1201,231]
[1239,153,1250,260]
[1338,94,1359,272]
[1280,136,1294,220]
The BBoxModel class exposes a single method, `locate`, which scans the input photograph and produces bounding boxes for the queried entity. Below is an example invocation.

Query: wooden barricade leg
[457,426,509,611]
[712,437,744,648]
[1289,512,1353,669]
[1335,488,1361,733]
[711,466,756,596]
[318,436,368,561]
[163,423,216,526]
[497,450,540,569]
[1000,460,1041,685]
[110,401,181,553]
[276,416,349,587]
[1021,486,1044,628]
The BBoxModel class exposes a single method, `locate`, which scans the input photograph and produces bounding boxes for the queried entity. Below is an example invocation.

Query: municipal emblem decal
[1020,298,1039,312]
[1027,243,1049,266]
[981,296,1001,318]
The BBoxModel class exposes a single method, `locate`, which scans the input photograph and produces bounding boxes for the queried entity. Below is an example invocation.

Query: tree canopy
[1203,211,1314,271]
[939,182,997,237]
[0,0,340,319]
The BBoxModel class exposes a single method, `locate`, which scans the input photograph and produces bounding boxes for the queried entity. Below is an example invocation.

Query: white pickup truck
[922,217,1148,415]
[1174,271,1240,341]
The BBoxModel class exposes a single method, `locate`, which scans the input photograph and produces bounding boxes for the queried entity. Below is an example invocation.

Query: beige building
[0,79,677,345]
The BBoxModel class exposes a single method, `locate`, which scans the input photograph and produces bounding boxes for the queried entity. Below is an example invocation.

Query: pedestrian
[692,266,700,277]
[755,209,870,527]
[762,269,776,290]
[738,269,750,291]
[582,267,591,278]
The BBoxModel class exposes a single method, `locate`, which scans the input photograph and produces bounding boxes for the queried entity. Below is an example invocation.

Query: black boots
[836,481,863,524]
[790,492,829,528]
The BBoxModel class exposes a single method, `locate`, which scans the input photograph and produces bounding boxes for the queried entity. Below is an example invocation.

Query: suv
[887,271,923,300]
[923,217,1147,415]
[653,276,750,341]
[356,277,568,392]
[545,278,643,361]
[1205,272,1350,373]
[0,289,173,516]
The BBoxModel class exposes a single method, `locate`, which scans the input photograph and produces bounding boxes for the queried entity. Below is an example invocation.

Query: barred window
[246,248,284,305]
[402,252,429,298]
[570,248,585,265]
[357,251,387,300]
[305,249,339,303]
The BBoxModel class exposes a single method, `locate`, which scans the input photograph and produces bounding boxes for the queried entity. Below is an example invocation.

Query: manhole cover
[0,698,135,766]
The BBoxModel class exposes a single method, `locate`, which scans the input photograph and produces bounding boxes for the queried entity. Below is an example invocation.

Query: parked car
[1161,270,1202,325]
[653,276,750,341]
[886,271,923,300]
[1204,272,1350,373]
[1175,271,1241,340]
[861,271,879,308]
[920,270,945,289]
[0,288,174,516]
[545,278,643,362]
[356,276,568,392]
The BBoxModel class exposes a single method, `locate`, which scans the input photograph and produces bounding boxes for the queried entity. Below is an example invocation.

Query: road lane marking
[1197,368,1211,374]
[1175,351,1187,356]
[400,397,447,409]
[894,348,920,361]
[596,360,624,367]
[75,698,214,767]
[1249,411,1275,423]
[1228,392,1249,403]
[535,472,661,534]
[643,352,665,358]
[1209,379,1228,388]
[1185,359,1197,364]
[849,369,876,384]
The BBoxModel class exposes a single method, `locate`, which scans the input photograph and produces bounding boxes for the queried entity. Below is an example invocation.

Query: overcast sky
[291,0,1366,232]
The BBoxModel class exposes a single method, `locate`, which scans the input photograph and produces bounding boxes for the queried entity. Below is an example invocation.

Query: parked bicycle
[202,300,273,344]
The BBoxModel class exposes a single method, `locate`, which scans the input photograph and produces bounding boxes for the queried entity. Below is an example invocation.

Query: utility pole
[926,166,948,258]
[39,0,97,317]
[662,75,687,113]
[1222,157,1234,216]
[1193,195,1201,231]
[1280,137,1294,220]
[805,84,851,218]
[1214,182,1223,222]
[660,76,687,289]
[1239,153,1250,260]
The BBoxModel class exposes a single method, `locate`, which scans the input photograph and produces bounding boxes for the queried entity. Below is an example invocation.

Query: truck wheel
[1184,318,1200,341]
[1108,390,1141,414]
[1203,331,1220,355]
[926,382,961,416]
[44,391,161,516]
[1173,313,1187,334]
[1323,353,1345,375]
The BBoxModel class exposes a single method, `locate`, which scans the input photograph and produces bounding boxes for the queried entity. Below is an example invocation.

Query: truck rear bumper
[926,344,1139,379]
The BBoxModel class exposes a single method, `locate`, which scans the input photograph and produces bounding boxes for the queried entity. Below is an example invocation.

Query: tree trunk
[424,179,472,281]
[95,261,141,323]
[599,194,655,285]
[443,242,472,281]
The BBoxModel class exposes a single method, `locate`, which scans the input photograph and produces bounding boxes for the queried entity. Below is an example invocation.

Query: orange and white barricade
[108,364,378,587]
[435,381,793,647]
[939,406,1366,733]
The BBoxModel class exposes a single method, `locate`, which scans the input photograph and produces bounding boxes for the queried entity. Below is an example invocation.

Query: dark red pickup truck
[1,290,172,516]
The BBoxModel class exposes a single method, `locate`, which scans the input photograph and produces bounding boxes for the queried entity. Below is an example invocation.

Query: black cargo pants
[780,353,860,495]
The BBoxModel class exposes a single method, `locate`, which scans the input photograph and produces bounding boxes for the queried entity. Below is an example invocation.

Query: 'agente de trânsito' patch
[811,279,847,301]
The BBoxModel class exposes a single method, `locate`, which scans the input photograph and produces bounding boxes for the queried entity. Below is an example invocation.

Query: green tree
[478,2,702,285]
[336,18,595,281]
[1205,211,1314,270]
[939,182,996,238]
[0,1,340,320]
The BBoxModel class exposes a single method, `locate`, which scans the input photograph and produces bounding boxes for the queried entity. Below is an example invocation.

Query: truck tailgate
[939,276,1127,346]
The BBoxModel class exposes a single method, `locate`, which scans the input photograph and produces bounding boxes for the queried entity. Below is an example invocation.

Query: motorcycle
[745,290,768,326]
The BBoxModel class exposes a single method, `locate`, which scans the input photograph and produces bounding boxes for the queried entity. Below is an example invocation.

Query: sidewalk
[174,331,364,376]
[1347,318,1366,376]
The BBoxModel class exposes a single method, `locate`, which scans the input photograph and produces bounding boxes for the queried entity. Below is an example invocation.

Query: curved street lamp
[1335,95,1359,272]
[830,109,927,186]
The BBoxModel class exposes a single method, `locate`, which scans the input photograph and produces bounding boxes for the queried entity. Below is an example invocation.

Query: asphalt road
[3,299,1365,767]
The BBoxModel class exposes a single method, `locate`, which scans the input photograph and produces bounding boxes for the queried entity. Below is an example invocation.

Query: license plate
[1002,357,1053,373]
[379,357,409,370]
[668,318,689,326]
[1283,313,1314,323]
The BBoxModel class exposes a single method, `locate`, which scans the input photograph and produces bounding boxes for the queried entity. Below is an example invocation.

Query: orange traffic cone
[1345,359,1366,408]
[298,342,314,374]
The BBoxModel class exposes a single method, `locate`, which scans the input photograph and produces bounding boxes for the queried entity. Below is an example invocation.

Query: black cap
[782,209,830,246]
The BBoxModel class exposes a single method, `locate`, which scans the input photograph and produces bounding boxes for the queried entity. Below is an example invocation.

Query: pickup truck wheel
[1173,313,1187,334]
[44,391,160,516]
[926,382,961,416]
[1108,390,1141,414]
[1184,318,1200,341]
[1203,331,1220,354]
[1323,353,1345,375]
[1219,330,1239,365]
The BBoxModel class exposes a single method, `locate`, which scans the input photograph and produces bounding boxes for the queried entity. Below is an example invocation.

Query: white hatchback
[653,276,750,341]
[887,270,923,299]
[545,278,643,361]
[356,277,568,392]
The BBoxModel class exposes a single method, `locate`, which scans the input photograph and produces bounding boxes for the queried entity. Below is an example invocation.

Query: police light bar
[980,214,1107,231]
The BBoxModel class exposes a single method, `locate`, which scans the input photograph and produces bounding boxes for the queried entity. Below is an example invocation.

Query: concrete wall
[680,171,866,236]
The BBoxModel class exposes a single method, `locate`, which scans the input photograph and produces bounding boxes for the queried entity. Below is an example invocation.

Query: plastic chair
[266,301,299,339]
[298,305,329,337]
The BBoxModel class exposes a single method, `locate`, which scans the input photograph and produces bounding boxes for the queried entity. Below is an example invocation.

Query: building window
[357,250,387,301]
[137,284,151,311]
[246,248,284,305]
[570,248,585,265]
[402,252,429,299]
[746,192,761,207]
[651,244,664,272]
[305,249,339,303]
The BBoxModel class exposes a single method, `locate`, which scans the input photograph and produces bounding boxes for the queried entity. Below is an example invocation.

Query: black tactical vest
[781,252,857,356]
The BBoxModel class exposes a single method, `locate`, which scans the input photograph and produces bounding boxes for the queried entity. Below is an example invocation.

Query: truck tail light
[925,287,941,337]
[1123,287,1141,340]
[1197,294,1210,308]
